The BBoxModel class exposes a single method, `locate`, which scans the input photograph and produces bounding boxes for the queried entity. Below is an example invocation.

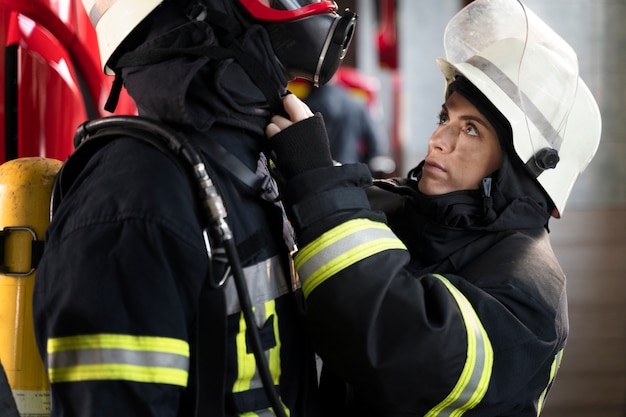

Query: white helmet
[436,0,601,217]
[82,0,163,75]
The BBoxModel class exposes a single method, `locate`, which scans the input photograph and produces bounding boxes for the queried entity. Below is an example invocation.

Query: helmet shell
[81,0,163,74]
[437,0,601,216]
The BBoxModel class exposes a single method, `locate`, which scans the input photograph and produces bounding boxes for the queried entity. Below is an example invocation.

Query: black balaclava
[110,0,288,136]
[370,75,554,268]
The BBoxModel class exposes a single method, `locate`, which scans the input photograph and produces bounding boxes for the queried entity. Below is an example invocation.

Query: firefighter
[32,0,355,416]
[264,0,601,416]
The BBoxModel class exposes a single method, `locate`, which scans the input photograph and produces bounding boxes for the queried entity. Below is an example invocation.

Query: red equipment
[0,0,136,163]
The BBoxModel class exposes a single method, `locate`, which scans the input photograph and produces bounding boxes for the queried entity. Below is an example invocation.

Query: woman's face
[418,91,504,195]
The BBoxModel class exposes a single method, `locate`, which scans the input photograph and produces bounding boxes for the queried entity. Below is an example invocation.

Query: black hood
[394,132,553,231]
[368,152,553,270]
[368,73,555,268]
[116,0,288,136]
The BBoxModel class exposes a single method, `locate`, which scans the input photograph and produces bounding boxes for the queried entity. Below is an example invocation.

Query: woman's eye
[464,123,478,136]
[437,112,449,125]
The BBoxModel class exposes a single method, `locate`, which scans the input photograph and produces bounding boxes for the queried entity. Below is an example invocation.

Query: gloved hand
[265,94,334,180]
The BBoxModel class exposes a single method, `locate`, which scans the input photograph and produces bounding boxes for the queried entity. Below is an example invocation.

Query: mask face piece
[237,0,357,85]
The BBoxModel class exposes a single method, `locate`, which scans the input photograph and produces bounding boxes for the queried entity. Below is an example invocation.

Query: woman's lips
[424,160,446,173]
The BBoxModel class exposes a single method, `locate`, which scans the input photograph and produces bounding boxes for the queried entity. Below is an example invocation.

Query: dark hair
[447,75,512,150]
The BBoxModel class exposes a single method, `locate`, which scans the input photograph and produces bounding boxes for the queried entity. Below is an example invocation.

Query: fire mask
[236,0,357,85]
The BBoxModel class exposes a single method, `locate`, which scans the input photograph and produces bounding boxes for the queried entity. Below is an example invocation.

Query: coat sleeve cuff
[267,113,334,179]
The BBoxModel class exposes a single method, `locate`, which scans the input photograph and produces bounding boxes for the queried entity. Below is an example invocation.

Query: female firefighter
[264,0,601,416]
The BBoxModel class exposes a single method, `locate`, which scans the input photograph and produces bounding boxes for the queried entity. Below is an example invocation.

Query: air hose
[68,116,289,417]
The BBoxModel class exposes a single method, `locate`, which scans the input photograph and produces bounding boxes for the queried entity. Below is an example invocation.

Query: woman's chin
[418,178,448,196]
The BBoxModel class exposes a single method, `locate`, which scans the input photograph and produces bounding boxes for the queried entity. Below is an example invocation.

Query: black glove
[266,113,334,180]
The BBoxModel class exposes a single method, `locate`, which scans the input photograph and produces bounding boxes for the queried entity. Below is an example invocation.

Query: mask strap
[202,11,286,113]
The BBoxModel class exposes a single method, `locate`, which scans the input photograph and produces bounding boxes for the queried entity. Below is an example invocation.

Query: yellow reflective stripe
[268,300,291,417]
[48,333,188,353]
[536,349,564,415]
[266,301,281,386]
[294,219,406,298]
[240,408,285,417]
[233,301,284,392]
[234,310,257,393]
[425,274,494,417]
[232,301,290,417]
[47,334,189,386]
[48,364,188,386]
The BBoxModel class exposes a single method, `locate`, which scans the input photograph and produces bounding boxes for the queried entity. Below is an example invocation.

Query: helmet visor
[238,0,338,22]
[443,0,578,155]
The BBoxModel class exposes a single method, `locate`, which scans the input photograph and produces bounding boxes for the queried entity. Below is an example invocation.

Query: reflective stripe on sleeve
[425,274,494,417]
[536,349,564,415]
[47,334,190,386]
[294,218,406,298]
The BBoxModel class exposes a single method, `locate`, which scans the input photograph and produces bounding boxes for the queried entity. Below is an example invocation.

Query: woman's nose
[429,126,454,152]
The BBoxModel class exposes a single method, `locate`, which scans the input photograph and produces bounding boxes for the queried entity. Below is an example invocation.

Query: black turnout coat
[267,114,568,417]
[33,2,319,416]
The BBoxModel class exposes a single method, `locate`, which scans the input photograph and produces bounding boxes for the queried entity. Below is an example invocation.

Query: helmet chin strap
[104,73,125,113]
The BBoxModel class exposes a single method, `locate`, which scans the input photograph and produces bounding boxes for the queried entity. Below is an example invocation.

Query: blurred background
[0,0,623,416]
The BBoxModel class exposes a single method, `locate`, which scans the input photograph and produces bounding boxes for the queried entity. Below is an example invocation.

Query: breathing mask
[235,0,357,85]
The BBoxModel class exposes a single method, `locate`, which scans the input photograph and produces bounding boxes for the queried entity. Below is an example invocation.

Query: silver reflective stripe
[49,348,188,370]
[297,226,398,281]
[46,334,190,386]
[223,256,290,316]
[295,220,405,298]
[466,55,564,150]
[426,274,493,417]
[89,0,117,26]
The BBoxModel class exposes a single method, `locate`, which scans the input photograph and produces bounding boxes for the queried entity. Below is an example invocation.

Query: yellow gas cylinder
[0,157,62,417]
